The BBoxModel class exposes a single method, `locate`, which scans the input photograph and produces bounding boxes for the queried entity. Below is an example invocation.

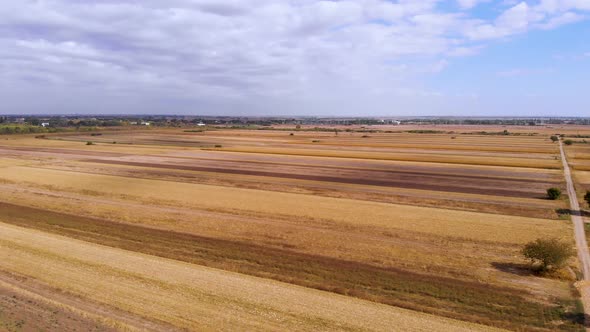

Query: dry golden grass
[0,178,573,302]
[0,222,503,332]
[0,128,584,331]
[574,171,590,184]
[0,166,567,244]
[0,136,176,155]
[56,159,564,207]
[210,146,561,169]
[0,157,30,168]
[571,162,590,172]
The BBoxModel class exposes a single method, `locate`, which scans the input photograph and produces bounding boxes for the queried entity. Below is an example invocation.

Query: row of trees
[547,188,590,207]
[0,125,57,134]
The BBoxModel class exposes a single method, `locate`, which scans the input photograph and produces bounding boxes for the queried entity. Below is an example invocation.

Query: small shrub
[289,133,294,136]
[522,238,574,272]
[547,187,561,200]
[564,139,574,145]
[86,141,94,145]
[361,135,370,138]
[585,191,590,207]
[214,144,222,148]
[312,140,320,143]
[550,135,559,142]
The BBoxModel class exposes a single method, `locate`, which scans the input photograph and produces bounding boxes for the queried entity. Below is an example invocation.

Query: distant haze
[0,1,589,116]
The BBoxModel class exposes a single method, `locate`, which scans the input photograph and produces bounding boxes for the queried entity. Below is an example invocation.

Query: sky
[0,0,589,117]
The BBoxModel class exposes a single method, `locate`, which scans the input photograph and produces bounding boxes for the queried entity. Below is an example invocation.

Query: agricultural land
[1,124,590,331]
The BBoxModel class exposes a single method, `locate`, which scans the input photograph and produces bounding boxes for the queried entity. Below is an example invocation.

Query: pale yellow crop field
[0,157,29,168]
[0,222,503,332]
[0,136,180,155]
[0,166,567,244]
[212,146,561,168]
[62,159,562,207]
[0,128,584,331]
[575,171,590,184]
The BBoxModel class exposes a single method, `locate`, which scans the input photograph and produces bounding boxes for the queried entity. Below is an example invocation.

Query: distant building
[41,123,50,127]
[197,122,206,126]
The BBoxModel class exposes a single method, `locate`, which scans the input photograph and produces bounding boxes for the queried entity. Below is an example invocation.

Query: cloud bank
[0,0,588,115]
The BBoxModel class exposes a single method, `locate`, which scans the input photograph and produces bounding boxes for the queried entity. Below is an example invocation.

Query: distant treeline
[1,115,589,133]
[404,118,590,125]
[0,125,59,135]
[0,124,100,135]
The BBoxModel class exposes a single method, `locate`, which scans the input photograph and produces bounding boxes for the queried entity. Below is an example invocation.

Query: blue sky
[0,0,589,116]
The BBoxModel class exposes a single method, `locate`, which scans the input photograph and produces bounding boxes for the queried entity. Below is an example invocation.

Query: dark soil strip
[0,202,583,331]
[81,159,551,198]
[147,155,559,183]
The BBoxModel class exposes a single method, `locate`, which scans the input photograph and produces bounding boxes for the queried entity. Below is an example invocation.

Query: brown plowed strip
[81,159,551,198]
[147,154,559,182]
[0,201,579,331]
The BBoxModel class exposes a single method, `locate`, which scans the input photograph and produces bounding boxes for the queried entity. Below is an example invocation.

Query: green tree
[550,135,559,142]
[522,238,574,272]
[564,139,574,145]
[26,117,40,126]
[546,187,562,200]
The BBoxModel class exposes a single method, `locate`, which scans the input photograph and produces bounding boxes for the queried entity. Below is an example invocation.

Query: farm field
[564,136,590,207]
[1,126,590,331]
[568,139,590,251]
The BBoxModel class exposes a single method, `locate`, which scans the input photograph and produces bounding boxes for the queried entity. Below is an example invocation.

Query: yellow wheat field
[0,166,567,244]
[0,222,503,332]
[210,146,561,169]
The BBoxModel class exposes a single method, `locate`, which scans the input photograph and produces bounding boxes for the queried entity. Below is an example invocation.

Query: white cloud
[464,1,588,40]
[536,11,585,29]
[456,0,490,10]
[496,68,554,77]
[0,0,587,115]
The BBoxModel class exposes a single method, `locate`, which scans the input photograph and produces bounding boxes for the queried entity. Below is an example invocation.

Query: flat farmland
[0,223,502,332]
[0,127,587,331]
[564,137,590,200]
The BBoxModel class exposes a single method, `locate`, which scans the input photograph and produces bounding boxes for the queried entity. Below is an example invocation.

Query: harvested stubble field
[0,126,589,331]
[567,143,590,210]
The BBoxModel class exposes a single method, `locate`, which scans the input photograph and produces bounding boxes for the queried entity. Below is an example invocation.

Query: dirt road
[559,141,590,330]
[559,140,590,279]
